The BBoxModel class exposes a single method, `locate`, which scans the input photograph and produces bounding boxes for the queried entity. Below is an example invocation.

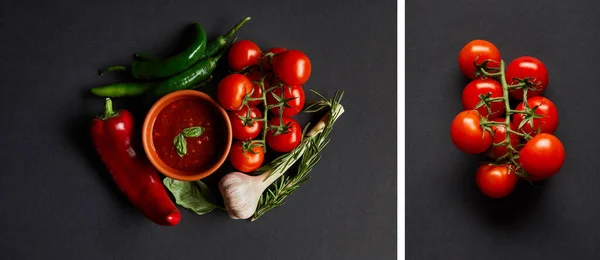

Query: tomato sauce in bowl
[153,98,226,172]
[143,90,232,181]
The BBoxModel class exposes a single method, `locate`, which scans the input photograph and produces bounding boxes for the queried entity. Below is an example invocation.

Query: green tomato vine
[475,58,545,179]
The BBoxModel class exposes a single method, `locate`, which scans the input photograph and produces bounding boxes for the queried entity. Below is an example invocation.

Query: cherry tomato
[458,39,501,79]
[267,47,287,55]
[261,47,287,70]
[488,119,520,159]
[228,141,265,173]
[272,50,312,85]
[461,78,505,119]
[228,106,263,141]
[519,133,565,181]
[217,74,253,111]
[244,70,272,106]
[450,110,493,154]
[506,56,549,100]
[476,164,518,199]
[266,117,302,153]
[266,84,306,117]
[228,40,263,71]
[512,96,558,135]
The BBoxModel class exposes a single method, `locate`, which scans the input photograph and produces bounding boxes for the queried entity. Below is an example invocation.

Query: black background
[407,0,600,259]
[0,0,396,259]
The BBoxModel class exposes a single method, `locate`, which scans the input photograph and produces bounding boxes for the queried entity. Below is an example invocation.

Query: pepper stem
[99,65,127,76]
[224,17,251,39]
[102,98,117,119]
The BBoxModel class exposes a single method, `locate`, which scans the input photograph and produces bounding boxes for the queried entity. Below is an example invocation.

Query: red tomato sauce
[152,98,226,172]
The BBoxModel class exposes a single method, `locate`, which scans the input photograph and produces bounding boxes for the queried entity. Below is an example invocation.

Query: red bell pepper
[90,98,181,226]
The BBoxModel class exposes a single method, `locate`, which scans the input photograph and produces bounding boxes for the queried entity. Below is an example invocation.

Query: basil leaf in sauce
[182,126,205,138]
[173,133,187,157]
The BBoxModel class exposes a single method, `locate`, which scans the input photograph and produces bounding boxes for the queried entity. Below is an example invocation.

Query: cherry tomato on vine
[261,47,287,70]
[506,56,549,100]
[267,84,306,117]
[512,96,558,135]
[450,110,493,154]
[228,106,263,141]
[266,117,302,153]
[244,70,271,106]
[488,119,520,159]
[272,50,312,86]
[267,47,287,55]
[217,74,253,111]
[462,78,505,119]
[476,164,518,199]
[228,141,265,173]
[228,40,263,71]
[458,39,501,79]
[519,133,565,181]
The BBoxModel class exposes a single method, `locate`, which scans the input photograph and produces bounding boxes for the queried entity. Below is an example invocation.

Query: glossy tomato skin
[244,70,271,106]
[267,47,287,54]
[272,50,312,86]
[519,133,565,181]
[488,119,520,159]
[228,141,265,173]
[506,56,549,100]
[458,40,501,79]
[512,96,558,135]
[261,47,287,70]
[476,164,518,199]
[266,117,302,153]
[450,110,493,154]
[267,84,306,117]
[228,106,263,141]
[217,74,253,111]
[228,40,263,71]
[462,79,505,119]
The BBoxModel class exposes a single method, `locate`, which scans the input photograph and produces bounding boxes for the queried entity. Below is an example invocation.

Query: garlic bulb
[218,171,272,219]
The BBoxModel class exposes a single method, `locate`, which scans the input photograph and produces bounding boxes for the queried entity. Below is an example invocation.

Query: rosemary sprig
[251,90,344,221]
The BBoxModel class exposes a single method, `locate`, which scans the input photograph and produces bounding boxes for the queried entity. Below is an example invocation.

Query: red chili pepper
[90,98,181,226]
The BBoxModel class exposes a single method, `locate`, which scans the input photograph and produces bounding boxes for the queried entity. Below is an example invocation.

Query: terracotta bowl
[142,90,232,181]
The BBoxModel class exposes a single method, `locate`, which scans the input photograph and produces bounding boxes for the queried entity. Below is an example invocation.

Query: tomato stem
[509,109,528,115]
[498,60,515,155]
[480,69,502,77]
[260,75,269,153]
[507,82,526,89]
[264,85,281,93]
[485,59,530,178]
[508,129,527,137]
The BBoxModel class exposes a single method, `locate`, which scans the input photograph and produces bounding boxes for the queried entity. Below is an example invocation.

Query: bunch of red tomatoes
[216,39,312,173]
[451,39,565,199]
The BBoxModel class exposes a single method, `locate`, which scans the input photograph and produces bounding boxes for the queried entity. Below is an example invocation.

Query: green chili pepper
[132,23,208,80]
[152,44,229,97]
[100,23,208,80]
[134,17,250,63]
[90,82,156,98]
[199,16,250,59]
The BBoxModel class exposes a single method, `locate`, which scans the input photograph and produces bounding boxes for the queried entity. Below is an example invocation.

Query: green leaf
[173,133,187,157]
[163,178,217,215]
[195,180,217,204]
[182,126,205,137]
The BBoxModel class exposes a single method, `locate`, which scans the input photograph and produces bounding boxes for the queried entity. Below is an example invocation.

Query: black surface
[407,0,600,259]
[0,1,397,259]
